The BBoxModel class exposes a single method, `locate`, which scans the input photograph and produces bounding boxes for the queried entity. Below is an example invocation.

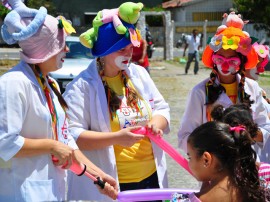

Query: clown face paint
[212,54,241,76]
[56,52,66,69]
[248,68,259,80]
[114,56,131,70]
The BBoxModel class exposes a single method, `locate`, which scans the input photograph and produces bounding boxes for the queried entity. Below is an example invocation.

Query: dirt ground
[149,60,210,189]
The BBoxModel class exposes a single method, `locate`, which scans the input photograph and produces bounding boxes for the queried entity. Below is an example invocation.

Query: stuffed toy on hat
[1,0,47,44]
[80,2,143,49]
[216,12,249,35]
[202,11,258,70]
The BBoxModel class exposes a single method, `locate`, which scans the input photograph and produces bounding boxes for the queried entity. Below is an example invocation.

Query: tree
[26,0,57,15]
[0,6,9,21]
[233,0,270,36]
[0,0,57,21]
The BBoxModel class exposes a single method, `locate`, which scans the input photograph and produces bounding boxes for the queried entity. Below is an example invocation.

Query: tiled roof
[162,0,193,8]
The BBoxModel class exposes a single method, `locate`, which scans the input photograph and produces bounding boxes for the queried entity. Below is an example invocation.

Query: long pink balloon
[52,156,105,188]
[117,188,197,201]
[133,127,193,175]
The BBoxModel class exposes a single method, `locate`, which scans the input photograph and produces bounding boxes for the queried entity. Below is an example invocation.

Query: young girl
[183,121,269,201]
[211,103,270,183]
[178,12,270,159]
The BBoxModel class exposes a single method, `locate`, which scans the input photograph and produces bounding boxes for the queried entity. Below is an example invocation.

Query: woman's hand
[50,141,74,169]
[146,123,163,137]
[97,174,119,200]
[114,126,145,147]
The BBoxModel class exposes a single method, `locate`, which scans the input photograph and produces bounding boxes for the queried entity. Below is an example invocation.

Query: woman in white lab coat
[63,3,170,202]
[178,12,270,158]
[0,3,117,202]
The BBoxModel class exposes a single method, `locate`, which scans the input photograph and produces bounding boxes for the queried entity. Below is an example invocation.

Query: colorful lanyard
[36,75,58,141]
[100,70,143,119]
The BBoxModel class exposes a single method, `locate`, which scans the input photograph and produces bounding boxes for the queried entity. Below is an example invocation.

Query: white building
[158,0,268,47]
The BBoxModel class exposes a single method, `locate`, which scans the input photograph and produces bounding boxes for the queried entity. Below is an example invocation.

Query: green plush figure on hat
[80,2,143,49]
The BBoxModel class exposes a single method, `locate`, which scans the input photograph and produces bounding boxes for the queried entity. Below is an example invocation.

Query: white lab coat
[0,61,78,202]
[178,75,270,162]
[255,87,270,163]
[63,60,170,201]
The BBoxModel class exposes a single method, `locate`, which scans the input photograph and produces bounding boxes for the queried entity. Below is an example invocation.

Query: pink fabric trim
[19,15,66,64]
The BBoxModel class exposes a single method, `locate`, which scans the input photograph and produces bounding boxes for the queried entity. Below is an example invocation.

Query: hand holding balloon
[51,155,105,189]
[133,127,193,175]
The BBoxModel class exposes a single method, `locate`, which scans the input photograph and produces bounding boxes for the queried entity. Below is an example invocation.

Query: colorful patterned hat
[202,12,258,69]
[79,2,143,57]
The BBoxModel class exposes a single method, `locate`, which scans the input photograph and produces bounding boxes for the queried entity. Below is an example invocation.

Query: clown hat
[1,2,75,64]
[202,12,258,69]
[91,21,137,57]
[79,2,143,57]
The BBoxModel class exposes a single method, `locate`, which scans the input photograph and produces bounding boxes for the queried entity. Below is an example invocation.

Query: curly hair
[211,103,258,139]
[188,121,268,201]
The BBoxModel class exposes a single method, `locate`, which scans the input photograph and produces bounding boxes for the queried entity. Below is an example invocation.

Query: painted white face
[114,56,131,70]
[56,52,66,69]
[249,68,259,80]
[216,64,237,76]
[212,54,240,77]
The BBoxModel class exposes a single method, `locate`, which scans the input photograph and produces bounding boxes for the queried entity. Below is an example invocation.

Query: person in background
[132,38,150,74]
[246,42,269,81]
[178,12,270,160]
[211,103,270,183]
[63,2,170,202]
[183,29,202,75]
[0,2,117,201]
[246,42,270,114]
[179,121,270,201]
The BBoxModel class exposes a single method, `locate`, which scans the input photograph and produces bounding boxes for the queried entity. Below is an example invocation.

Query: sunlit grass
[258,74,270,89]
[0,59,19,75]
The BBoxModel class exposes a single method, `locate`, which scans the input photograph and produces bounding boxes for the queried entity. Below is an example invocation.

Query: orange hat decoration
[202,12,258,69]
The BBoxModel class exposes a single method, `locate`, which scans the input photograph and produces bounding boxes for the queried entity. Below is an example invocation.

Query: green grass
[0,59,19,76]
[258,76,270,89]
[0,69,6,75]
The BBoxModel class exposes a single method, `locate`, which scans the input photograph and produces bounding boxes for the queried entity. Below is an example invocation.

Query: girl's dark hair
[205,53,253,106]
[188,121,267,201]
[211,103,258,139]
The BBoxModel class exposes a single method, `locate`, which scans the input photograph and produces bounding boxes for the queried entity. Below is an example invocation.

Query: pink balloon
[117,188,197,201]
[133,127,193,175]
[51,155,101,183]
